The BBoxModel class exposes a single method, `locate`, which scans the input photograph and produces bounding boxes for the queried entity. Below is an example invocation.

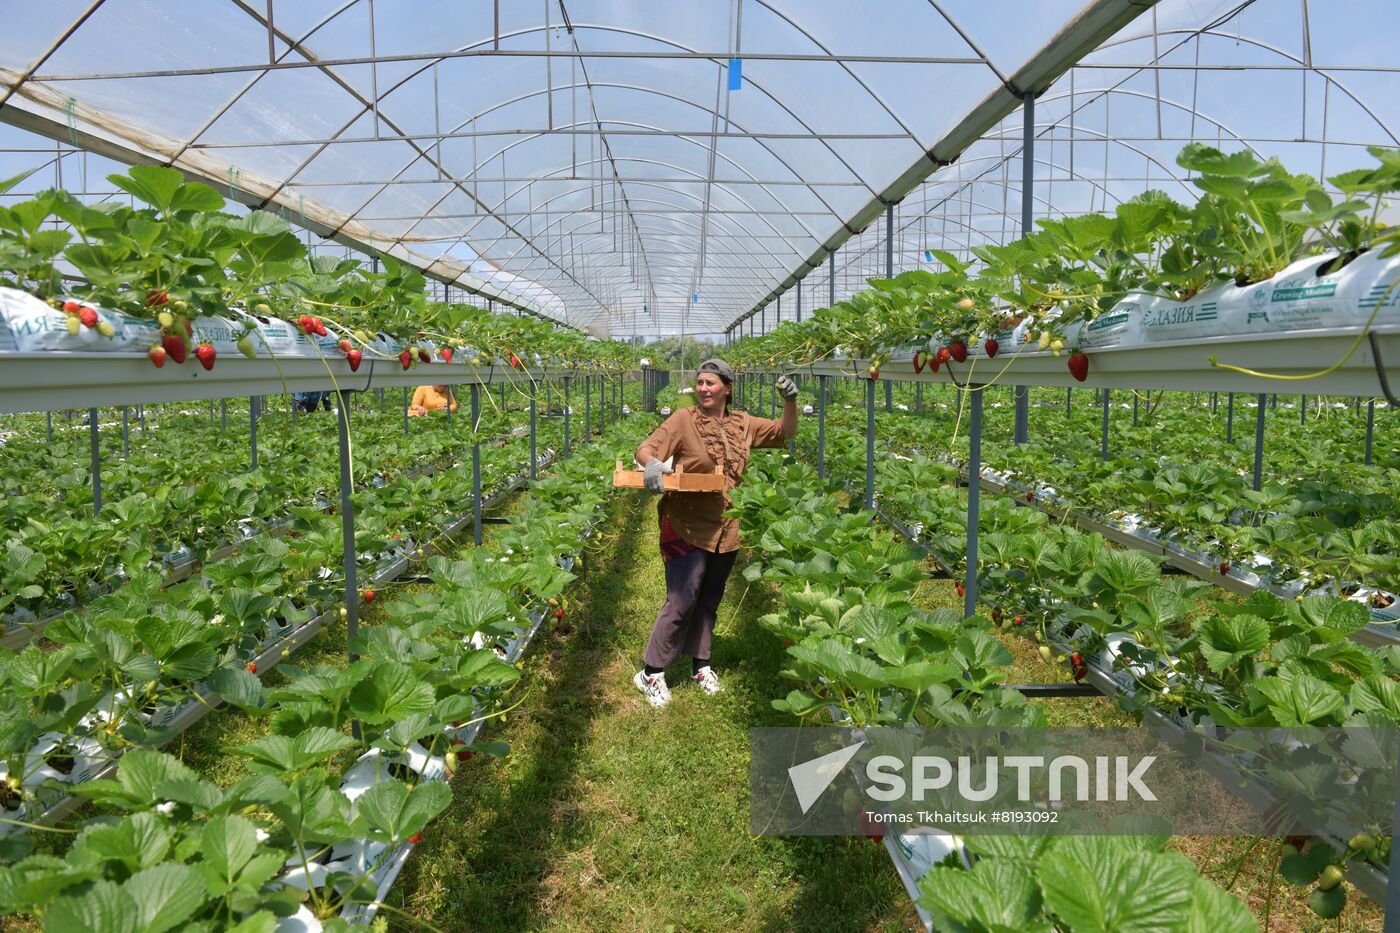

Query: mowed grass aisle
[389,490,911,932]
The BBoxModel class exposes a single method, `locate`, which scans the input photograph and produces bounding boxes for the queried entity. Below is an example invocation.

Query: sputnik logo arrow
[789,740,865,814]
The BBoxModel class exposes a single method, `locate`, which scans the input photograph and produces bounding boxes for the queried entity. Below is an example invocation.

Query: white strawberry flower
[156,800,177,814]
[256,828,270,842]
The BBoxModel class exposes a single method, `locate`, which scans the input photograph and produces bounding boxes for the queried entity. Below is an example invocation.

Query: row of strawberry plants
[0,165,639,376]
[801,419,1397,917]
[802,386,1399,624]
[0,408,561,838]
[727,144,1400,385]
[0,414,650,931]
[728,452,1258,931]
[0,381,620,632]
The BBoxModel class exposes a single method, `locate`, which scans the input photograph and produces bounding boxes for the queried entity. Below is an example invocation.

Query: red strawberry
[955,582,965,597]
[299,315,313,333]
[1025,491,1034,502]
[79,306,98,329]
[928,355,940,374]
[1219,561,1231,575]
[364,588,376,603]
[62,299,81,314]
[1067,352,1089,382]
[867,364,880,381]
[338,338,352,354]
[440,347,453,364]
[162,333,187,365]
[346,349,362,372]
[147,344,167,368]
[417,348,431,364]
[195,343,217,371]
[408,833,422,844]
[246,662,257,673]
[399,350,412,370]
[555,608,565,620]
[783,639,794,648]
[1013,616,1023,625]
[983,339,999,359]
[912,350,927,374]
[145,289,169,308]
[313,320,328,337]
[935,346,951,366]
[949,341,968,363]
[510,353,522,369]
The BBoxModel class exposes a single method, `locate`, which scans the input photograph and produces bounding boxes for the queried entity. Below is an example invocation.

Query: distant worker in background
[293,391,333,413]
[409,384,458,416]
[631,359,799,708]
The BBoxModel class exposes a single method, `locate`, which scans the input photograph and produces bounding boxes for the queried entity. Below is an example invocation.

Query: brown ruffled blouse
[641,405,787,553]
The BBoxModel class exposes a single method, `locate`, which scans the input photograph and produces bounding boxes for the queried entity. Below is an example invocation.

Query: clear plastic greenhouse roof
[1,0,1397,338]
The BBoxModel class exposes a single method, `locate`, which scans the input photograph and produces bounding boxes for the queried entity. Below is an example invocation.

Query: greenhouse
[0,0,1398,929]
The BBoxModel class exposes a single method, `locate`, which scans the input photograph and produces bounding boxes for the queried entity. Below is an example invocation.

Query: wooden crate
[612,461,726,492]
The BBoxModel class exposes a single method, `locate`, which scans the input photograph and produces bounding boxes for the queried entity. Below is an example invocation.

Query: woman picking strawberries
[632,359,798,708]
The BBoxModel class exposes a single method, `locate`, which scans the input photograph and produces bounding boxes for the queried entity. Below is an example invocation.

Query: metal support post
[564,378,572,454]
[1133,391,1139,427]
[1300,394,1306,426]
[250,396,258,470]
[139,404,145,433]
[1101,389,1110,460]
[403,387,409,434]
[965,387,983,617]
[584,375,591,443]
[221,399,226,431]
[46,411,52,443]
[1066,386,1071,417]
[1253,393,1266,492]
[885,379,893,412]
[818,375,828,481]
[500,380,506,410]
[209,400,214,424]
[1227,393,1234,443]
[529,381,537,480]
[1366,400,1375,465]
[446,387,453,427]
[600,372,606,435]
[865,379,876,511]
[89,409,101,516]
[122,407,129,458]
[1211,391,1217,413]
[829,248,836,306]
[916,382,923,414]
[336,400,360,684]
[1014,386,1028,443]
[471,384,483,546]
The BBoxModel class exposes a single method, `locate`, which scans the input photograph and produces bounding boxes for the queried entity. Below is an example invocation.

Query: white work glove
[643,456,674,493]
[774,375,798,400]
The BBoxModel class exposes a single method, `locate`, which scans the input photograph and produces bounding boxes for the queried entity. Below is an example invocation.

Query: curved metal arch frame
[403,105,831,262]
[487,171,792,269]
[1093,25,1400,146]
[195,10,908,323]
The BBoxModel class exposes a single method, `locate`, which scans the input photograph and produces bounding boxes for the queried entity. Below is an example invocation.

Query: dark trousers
[643,547,737,669]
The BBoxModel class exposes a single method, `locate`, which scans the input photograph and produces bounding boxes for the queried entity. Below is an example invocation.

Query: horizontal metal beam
[32,50,989,82]
[187,128,912,148]
[275,175,868,188]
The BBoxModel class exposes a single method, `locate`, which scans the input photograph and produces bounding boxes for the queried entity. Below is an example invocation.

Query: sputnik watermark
[750,727,1399,836]
[864,754,1156,803]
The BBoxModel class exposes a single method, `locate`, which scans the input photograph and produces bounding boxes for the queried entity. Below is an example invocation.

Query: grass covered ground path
[389,490,912,932]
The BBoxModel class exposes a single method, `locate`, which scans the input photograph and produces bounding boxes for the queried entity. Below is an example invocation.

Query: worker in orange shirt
[409,384,458,416]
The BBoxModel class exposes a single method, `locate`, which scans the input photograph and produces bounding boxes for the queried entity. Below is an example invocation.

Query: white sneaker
[693,666,723,695]
[633,670,671,708]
